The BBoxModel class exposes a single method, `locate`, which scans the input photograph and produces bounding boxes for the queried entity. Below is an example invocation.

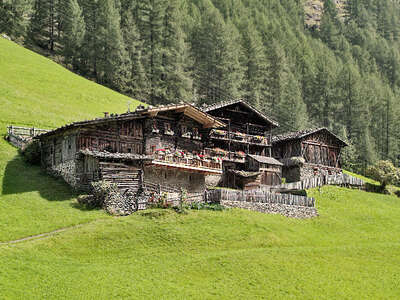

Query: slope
[1,186,400,298]
[0,37,142,241]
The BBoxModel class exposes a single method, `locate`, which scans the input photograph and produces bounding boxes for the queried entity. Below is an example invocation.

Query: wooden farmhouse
[272,128,348,182]
[36,100,286,193]
[36,103,225,194]
[202,100,283,189]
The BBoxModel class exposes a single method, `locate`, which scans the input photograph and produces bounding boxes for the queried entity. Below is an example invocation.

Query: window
[127,148,132,153]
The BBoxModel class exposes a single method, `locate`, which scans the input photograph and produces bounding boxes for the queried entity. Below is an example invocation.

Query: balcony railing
[210,129,270,146]
[152,151,222,170]
[203,148,246,163]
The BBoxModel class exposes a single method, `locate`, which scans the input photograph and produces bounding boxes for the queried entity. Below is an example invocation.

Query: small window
[164,171,167,179]
[127,148,132,153]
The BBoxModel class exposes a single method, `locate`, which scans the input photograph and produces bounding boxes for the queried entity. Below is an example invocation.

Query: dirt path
[0,222,94,245]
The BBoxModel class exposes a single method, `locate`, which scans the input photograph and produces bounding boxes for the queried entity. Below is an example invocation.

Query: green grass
[0,38,141,241]
[1,186,400,299]
[1,37,400,298]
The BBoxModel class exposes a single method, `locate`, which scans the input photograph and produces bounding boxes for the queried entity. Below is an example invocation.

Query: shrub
[19,139,41,165]
[366,160,400,188]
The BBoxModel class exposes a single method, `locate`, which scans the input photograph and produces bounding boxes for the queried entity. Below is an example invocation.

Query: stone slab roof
[247,154,283,166]
[272,127,348,146]
[36,102,225,139]
[201,99,279,127]
[229,170,261,178]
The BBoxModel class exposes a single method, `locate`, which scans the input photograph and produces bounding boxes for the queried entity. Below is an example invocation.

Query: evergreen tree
[239,20,267,108]
[62,0,85,71]
[120,8,149,100]
[0,0,31,39]
[95,0,129,91]
[160,0,193,103]
[191,3,243,104]
[29,0,58,51]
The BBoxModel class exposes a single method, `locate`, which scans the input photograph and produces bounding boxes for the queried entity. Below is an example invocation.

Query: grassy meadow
[0,38,140,240]
[1,37,400,299]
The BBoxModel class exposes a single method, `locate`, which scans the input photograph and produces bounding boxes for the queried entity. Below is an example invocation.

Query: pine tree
[95,0,129,91]
[191,3,243,104]
[79,0,98,76]
[120,5,149,100]
[0,0,31,39]
[62,0,85,71]
[29,0,58,51]
[159,0,193,103]
[239,20,267,108]
[138,0,165,104]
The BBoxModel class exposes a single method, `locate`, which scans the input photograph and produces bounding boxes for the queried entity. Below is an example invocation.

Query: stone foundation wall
[50,159,77,188]
[221,200,318,218]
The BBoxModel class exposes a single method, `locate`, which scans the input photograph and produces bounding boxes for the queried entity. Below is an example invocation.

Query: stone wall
[144,165,205,194]
[283,164,342,183]
[221,200,318,218]
[50,159,78,188]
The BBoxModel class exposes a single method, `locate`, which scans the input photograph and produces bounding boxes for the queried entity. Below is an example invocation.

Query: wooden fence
[205,188,315,207]
[7,125,50,137]
[269,173,364,192]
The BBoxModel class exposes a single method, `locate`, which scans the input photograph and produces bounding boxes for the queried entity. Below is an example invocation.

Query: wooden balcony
[203,148,246,163]
[150,152,223,174]
[210,129,270,146]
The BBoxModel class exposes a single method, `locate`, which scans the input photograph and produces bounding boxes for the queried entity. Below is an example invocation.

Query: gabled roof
[37,102,225,138]
[247,154,283,166]
[272,127,348,147]
[144,103,225,128]
[201,100,279,128]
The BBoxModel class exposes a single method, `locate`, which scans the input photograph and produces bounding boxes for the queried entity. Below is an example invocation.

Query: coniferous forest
[2,0,400,172]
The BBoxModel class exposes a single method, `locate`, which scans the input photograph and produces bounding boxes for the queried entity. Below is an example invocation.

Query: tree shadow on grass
[2,154,74,201]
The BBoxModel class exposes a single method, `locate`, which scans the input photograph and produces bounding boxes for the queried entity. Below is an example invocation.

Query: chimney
[104,112,109,118]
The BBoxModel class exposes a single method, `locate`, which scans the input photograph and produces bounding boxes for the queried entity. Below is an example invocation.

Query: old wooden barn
[272,128,348,182]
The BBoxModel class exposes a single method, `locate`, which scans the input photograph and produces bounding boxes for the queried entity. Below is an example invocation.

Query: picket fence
[270,173,364,191]
[205,188,315,208]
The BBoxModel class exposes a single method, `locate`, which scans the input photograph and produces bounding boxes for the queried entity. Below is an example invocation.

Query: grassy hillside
[0,37,141,241]
[1,186,400,298]
[1,37,400,298]
[0,37,140,132]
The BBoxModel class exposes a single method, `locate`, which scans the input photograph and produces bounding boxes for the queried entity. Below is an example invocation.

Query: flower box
[193,135,202,140]
[164,130,174,136]
[181,132,192,138]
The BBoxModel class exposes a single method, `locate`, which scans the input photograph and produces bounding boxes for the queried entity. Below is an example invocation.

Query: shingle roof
[201,100,279,127]
[247,154,283,166]
[36,102,225,138]
[272,127,348,146]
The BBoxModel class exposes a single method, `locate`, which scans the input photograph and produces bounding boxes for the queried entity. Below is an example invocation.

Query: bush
[366,160,400,188]
[19,139,41,165]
